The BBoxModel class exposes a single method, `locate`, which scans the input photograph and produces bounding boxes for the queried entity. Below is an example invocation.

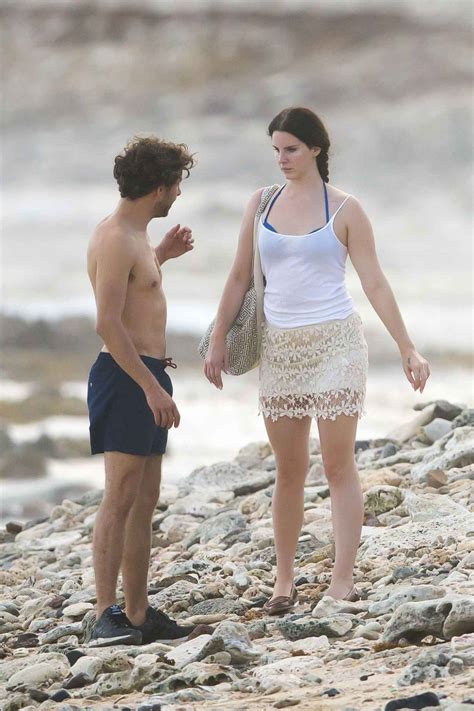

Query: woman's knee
[323,456,356,483]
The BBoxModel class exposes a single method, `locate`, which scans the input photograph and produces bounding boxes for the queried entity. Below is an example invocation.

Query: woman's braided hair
[267,107,330,182]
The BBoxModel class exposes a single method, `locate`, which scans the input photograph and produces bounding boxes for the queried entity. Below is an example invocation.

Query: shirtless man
[87,136,208,646]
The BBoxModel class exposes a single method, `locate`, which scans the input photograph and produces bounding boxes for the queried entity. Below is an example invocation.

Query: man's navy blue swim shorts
[87,353,174,456]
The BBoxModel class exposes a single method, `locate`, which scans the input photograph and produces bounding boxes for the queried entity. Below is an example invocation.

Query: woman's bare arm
[345,198,431,393]
[205,188,264,388]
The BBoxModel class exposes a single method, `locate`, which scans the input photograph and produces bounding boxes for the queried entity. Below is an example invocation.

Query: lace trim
[258,313,368,422]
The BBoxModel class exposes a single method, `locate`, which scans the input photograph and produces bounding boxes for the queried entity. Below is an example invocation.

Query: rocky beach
[0,399,473,710]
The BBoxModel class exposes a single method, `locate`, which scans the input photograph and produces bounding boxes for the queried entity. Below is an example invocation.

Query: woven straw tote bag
[198,184,280,375]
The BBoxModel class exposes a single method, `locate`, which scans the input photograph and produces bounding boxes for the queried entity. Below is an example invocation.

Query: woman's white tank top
[258,185,355,328]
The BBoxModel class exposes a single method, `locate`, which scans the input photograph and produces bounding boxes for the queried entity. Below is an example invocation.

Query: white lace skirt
[258,312,369,422]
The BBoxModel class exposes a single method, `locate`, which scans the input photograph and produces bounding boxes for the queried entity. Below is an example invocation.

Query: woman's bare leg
[264,415,312,598]
[317,413,363,598]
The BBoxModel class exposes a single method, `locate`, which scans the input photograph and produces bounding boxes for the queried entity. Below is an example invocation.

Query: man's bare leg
[93,451,146,617]
[122,454,162,625]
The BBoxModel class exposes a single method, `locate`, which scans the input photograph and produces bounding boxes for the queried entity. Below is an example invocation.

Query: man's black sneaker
[131,606,211,645]
[89,604,142,647]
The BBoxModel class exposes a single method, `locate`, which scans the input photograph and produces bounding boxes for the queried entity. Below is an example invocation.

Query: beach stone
[159,514,200,543]
[195,621,261,664]
[312,596,365,618]
[359,511,473,558]
[383,595,474,643]
[396,649,454,688]
[403,491,468,521]
[421,418,453,443]
[167,495,221,518]
[451,408,474,428]
[189,598,247,616]
[143,662,238,694]
[411,427,474,483]
[364,485,404,516]
[359,468,402,490]
[238,441,272,459]
[16,529,82,551]
[91,670,136,697]
[62,602,94,618]
[181,462,275,496]
[186,511,247,546]
[6,659,69,689]
[386,403,439,442]
[287,636,330,654]
[69,655,104,680]
[276,615,353,640]
[254,656,322,678]
[0,653,67,684]
[164,634,212,669]
[425,469,448,488]
[368,585,446,616]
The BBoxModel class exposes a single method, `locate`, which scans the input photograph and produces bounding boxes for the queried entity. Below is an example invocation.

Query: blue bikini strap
[263,184,285,225]
[323,181,329,222]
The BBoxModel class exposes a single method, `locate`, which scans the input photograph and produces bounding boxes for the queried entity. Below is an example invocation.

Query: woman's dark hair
[113,135,196,199]
[268,107,330,182]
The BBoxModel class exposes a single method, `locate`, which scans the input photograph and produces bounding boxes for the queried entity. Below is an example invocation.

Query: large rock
[181,462,275,496]
[382,595,474,643]
[368,585,446,617]
[194,621,261,665]
[185,511,247,546]
[276,615,353,640]
[411,426,474,483]
[363,485,404,515]
[7,659,70,690]
[359,511,474,558]
[385,403,439,442]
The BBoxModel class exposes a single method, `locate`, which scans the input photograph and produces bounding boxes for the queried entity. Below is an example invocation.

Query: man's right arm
[94,230,180,429]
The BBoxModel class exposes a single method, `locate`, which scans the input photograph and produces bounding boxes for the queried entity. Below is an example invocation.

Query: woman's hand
[401,347,431,393]
[204,337,229,390]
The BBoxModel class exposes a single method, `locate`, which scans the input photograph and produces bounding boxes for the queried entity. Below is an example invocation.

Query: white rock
[62,602,94,618]
[288,635,330,654]
[254,655,322,677]
[70,655,103,680]
[7,660,69,689]
[165,634,212,669]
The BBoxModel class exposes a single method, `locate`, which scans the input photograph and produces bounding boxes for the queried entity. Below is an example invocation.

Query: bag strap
[252,184,280,266]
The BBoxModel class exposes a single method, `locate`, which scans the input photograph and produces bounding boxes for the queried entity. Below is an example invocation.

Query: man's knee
[103,460,145,514]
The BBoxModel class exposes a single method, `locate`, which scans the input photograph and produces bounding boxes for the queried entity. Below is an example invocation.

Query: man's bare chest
[128,247,162,293]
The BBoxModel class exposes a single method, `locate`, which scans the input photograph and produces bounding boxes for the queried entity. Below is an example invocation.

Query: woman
[204,107,430,612]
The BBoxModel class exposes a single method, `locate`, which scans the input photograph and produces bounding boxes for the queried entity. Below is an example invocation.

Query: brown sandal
[342,585,361,602]
[263,584,298,616]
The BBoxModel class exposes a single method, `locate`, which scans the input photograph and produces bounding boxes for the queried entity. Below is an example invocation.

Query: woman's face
[271,131,320,179]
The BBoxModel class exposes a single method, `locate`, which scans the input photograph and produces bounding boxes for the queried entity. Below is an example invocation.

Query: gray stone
[194,621,261,665]
[421,418,453,443]
[411,427,474,483]
[189,598,247,616]
[143,662,238,694]
[6,659,70,689]
[368,586,446,616]
[0,653,68,684]
[181,461,275,496]
[276,615,353,640]
[386,403,439,442]
[451,408,474,428]
[364,485,404,515]
[185,510,247,546]
[383,595,474,643]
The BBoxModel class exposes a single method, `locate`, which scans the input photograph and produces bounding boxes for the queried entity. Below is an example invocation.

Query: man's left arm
[155,224,194,265]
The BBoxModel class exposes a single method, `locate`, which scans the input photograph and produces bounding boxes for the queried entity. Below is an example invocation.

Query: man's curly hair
[113,136,196,200]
